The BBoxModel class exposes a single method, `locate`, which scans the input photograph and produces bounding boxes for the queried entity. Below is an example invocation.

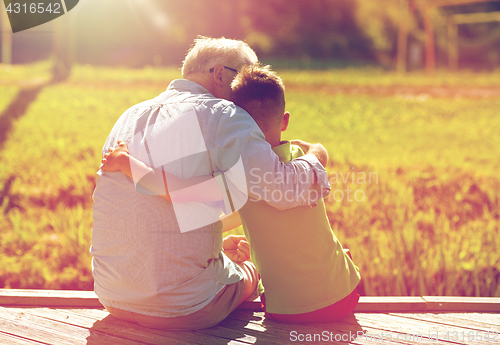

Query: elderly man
[91,36,330,330]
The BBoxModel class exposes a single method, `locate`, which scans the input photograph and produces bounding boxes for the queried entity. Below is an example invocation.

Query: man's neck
[264,131,282,148]
[186,74,215,96]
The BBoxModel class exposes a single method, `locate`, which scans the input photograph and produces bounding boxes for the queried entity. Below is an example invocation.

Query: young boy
[102,64,360,323]
[227,64,360,322]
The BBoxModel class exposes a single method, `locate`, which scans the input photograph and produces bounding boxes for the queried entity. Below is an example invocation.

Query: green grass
[283,91,500,175]
[69,65,182,84]
[280,89,499,296]
[279,68,500,87]
[0,68,167,289]
[0,64,498,296]
[0,61,52,84]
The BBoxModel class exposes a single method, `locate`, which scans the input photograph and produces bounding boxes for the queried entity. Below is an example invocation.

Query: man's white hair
[181,36,258,78]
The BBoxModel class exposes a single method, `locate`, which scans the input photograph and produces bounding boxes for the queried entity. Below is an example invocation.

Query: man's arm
[101,141,224,203]
[215,105,331,211]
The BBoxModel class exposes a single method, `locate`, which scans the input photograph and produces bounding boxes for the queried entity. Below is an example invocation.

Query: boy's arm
[290,139,329,167]
[101,141,223,203]
[215,106,331,211]
[223,235,250,263]
[220,211,243,232]
[101,142,172,201]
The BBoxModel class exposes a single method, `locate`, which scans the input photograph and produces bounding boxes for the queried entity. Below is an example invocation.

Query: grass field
[0,64,498,296]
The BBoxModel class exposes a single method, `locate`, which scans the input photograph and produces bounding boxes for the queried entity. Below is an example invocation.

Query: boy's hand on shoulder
[223,235,250,263]
[101,140,130,172]
[290,139,311,153]
[290,139,328,167]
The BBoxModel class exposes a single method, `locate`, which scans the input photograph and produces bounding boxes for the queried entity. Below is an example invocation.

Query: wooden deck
[0,290,499,344]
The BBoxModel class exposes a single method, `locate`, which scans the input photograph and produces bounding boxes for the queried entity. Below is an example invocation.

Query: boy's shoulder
[272,142,306,164]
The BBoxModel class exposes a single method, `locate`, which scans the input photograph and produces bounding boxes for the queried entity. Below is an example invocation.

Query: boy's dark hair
[231,63,285,131]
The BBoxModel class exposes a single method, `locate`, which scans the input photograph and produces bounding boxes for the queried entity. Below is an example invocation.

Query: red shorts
[262,286,359,323]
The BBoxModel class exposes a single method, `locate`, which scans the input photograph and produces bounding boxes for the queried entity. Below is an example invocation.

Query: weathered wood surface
[0,289,102,308]
[423,296,500,312]
[0,290,499,344]
[0,306,499,344]
[1,289,499,312]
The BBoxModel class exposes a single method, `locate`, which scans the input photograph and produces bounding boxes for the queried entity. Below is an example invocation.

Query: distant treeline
[4,0,500,69]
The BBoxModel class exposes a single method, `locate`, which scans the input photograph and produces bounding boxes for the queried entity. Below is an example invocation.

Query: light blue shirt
[91,79,330,317]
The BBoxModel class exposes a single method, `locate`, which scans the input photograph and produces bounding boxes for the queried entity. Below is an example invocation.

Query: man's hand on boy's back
[290,139,329,167]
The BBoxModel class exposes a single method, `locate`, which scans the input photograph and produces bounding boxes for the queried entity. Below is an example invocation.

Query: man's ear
[211,65,225,87]
[281,112,290,132]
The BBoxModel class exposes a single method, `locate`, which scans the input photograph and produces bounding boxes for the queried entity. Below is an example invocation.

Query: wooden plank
[67,308,279,345]
[227,310,405,345]
[229,309,493,345]
[212,311,353,344]
[8,306,500,345]
[356,313,496,345]
[437,313,500,327]
[0,289,261,311]
[0,307,140,345]
[16,307,100,328]
[2,289,500,345]
[59,307,109,320]
[22,307,244,345]
[65,307,258,345]
[2,289,500,312]
[354,314,448,344]
[98,323,229,345]
[238,297,262,311]
[0,289,102,308]
[67,307,272,345]
[354,296,427,312]
[0,331,45,345]
[238,296,500,313]
[18,307,194,345]
[423,296,500,312]
[389,313,500,332]
[197,317,297,345]
[288,314,435,345]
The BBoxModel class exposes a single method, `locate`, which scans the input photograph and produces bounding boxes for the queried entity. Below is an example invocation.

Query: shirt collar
[167,79,212,95]
[272,141,292,164]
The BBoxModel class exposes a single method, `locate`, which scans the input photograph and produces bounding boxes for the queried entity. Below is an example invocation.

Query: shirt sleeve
[215,104,331,210]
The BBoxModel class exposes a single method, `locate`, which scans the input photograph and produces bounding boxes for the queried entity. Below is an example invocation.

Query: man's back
[91,80,243,317]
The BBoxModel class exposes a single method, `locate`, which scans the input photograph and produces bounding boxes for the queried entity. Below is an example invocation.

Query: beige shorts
[104,261,259,330]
